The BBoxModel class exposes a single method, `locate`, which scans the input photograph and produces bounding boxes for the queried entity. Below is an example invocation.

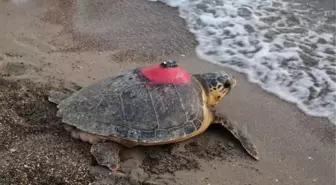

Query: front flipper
[213,112,259,160]
[90,141,122,171]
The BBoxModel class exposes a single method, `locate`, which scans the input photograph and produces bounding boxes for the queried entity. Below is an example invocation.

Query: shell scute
[184,122,197,135]
[155,129,169,139]
[138,130,156,140]
[167,127,186,139]
[146,83,186,130]
[121,83,157,130]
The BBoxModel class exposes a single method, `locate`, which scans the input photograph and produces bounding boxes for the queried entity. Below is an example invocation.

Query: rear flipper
[69,129,123,172]
[47,82,82,104]
[90,141,122,172]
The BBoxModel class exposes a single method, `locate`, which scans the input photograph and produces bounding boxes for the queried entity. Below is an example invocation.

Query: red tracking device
[139,60,191,84]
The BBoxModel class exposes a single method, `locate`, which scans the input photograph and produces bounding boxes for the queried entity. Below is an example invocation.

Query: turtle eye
[224,81,231,88]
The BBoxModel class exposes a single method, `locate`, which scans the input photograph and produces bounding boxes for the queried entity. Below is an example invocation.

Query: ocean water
[149,0,336,124]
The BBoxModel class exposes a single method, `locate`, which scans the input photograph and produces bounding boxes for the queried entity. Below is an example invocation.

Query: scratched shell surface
[56,69,205,142]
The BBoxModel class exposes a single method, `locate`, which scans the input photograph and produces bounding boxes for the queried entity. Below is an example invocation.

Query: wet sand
[0,0,335,185]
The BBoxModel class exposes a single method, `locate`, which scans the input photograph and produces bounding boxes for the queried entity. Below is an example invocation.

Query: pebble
[9,148,17,152]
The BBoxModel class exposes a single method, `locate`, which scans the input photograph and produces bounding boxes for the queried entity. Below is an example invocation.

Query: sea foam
[149,0,336,124]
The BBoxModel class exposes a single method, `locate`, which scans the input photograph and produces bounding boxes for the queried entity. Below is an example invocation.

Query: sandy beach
[0,0,335,185]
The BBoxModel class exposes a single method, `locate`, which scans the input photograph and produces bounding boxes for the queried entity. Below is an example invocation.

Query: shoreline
[152,0,336,125]
[0,0,335,185]
[195,50,336,125]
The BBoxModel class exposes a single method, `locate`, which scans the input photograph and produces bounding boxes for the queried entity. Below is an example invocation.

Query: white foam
[150,0,336,124]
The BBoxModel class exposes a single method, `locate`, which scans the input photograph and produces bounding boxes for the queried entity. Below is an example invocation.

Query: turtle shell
[56,68,205,143]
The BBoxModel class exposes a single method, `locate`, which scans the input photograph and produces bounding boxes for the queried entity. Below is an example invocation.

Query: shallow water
[150,0,336,124]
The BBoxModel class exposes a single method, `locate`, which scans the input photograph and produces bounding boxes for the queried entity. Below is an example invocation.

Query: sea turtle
[48,60,259,172]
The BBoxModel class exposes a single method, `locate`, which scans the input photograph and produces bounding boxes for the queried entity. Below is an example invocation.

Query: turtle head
[199,71,236,107]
